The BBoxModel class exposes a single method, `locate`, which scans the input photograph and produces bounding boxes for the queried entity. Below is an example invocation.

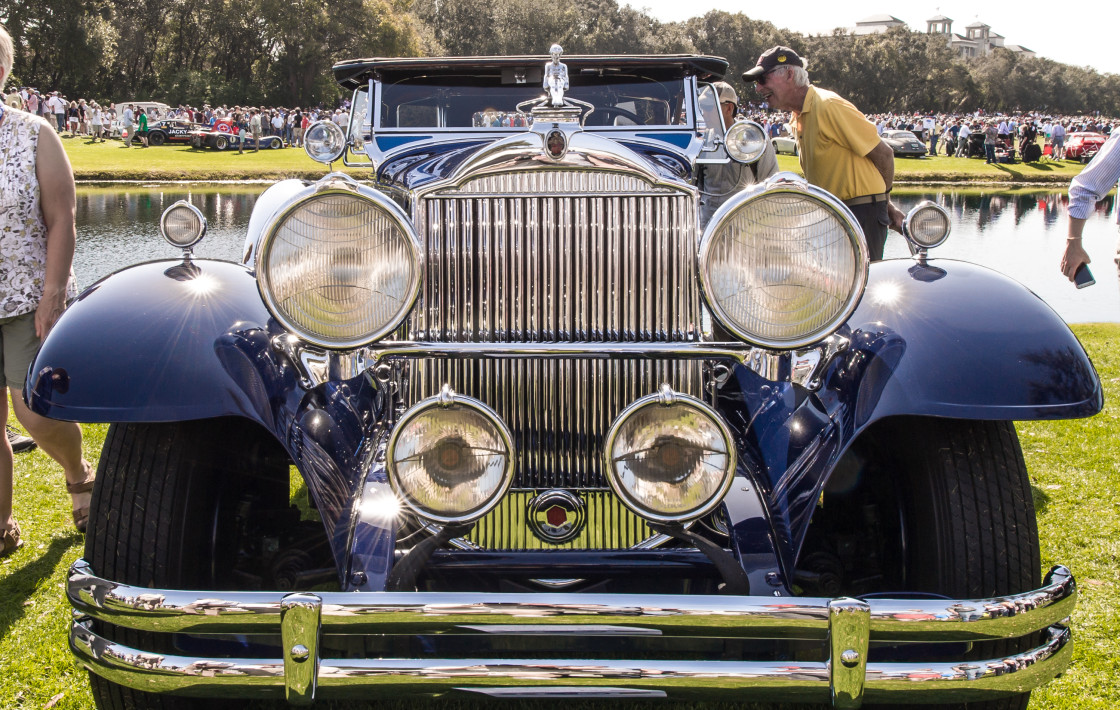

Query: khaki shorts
[0,311,39,390]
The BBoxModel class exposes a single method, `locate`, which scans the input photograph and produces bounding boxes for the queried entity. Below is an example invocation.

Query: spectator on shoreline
[0,23,95,556]
[745,45,902,261]
[1060,129,1120,284]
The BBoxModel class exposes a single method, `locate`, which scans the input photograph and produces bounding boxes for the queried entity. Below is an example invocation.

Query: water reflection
[886,189,1117,323]
[75,184,1119,324]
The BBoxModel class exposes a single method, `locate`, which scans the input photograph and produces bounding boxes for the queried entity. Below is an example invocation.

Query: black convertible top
[332,55,729,91]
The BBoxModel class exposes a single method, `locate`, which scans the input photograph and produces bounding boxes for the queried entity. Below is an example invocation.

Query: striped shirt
[1069,129,1120,224]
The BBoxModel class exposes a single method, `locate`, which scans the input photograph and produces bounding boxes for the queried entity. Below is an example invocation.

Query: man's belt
[843,192,890,207]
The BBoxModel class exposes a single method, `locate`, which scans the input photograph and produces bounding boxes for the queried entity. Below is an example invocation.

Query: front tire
[148,131,167,146]
[803,418,1039,710]
[213,134,229,151]
[85,419,297,709]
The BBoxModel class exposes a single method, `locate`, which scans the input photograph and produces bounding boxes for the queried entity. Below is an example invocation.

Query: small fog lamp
[604,385,736,522]
[387,386,515,524]
[904,200,952,250]
[159,201,207,250]
[725,121,768,163]
[304,121,346,164]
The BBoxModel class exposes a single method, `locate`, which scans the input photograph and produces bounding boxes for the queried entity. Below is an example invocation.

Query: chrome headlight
[604,386,736,523]
[699,172,868,349]
[387,386,515,524]
[304,120,346,164]
[256,178,422,348]
[725,121,768,163]
[160,201,206,250]
[904,200,951,250]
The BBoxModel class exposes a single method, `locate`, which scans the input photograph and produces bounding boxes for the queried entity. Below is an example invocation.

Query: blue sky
[627,1,1119,75]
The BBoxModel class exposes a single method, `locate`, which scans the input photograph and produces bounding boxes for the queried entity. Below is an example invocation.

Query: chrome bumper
[69,560,1075,708]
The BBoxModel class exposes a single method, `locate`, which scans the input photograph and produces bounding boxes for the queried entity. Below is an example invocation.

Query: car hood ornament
[544,44,569,107]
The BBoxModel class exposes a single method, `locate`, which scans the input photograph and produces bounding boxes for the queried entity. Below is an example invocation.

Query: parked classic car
[189,118,285,150]
[145,117,202,146]
[36,47,1099,709]
[771,134,798,155]
[1064,131,1107,161]
[880,129,928,157]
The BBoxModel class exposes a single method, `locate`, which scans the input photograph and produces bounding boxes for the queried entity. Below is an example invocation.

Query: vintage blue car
[33,47,1099,709]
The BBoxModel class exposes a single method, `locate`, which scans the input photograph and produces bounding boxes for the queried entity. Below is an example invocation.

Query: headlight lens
[257,182,421,348]
[699,173,868,349]
[388,387,514,523]
[904,200,951,249]
[304,120,346,164]
[725,121,768,163]
[160,200,207,249]
[604,386,735,522]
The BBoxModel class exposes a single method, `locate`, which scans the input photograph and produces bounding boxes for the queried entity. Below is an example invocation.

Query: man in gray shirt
[699,81,778,226]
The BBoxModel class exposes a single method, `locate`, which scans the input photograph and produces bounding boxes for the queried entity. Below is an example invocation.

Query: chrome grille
[409,169,704,548]
[412,171,701,342]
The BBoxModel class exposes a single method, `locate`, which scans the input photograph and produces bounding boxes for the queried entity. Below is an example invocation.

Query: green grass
[774,151,1086,184]
[2,325,1118,708]
[61,134,366,181]
[60,133,1087,184]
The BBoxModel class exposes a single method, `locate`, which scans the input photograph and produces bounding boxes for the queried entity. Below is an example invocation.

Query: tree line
[3,0,1118,115]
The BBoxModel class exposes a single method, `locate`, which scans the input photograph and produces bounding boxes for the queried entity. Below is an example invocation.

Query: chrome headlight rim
[724,120,768,164]
[255,176,423,350]
[903,199,952,250]
[304,120,347,164]
[603,387,737,524]
[698,173,869,350]
[386,389,516,525]
[159,200,207,250]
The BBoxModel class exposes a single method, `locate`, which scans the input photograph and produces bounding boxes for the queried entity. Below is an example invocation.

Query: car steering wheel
[587,106,644,126]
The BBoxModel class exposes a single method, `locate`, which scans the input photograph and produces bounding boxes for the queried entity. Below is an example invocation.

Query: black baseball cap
[743,46,804,82]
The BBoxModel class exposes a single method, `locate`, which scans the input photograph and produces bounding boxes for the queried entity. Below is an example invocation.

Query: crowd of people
[1,85,352,148]
[736,101,1116,164]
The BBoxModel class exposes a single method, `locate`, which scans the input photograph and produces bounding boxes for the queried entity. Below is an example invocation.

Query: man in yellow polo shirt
[744,46,903,260]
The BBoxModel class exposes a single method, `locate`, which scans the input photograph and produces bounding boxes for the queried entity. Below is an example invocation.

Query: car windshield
[378,75,688,129]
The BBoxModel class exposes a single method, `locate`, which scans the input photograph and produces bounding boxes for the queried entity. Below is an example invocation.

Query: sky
[626,1,1120,76]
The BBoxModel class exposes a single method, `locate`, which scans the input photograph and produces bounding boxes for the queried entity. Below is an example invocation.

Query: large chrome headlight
[256,177,422,348]
[699,173,868,349]
[387,386,515,524]
[604,386,736,523]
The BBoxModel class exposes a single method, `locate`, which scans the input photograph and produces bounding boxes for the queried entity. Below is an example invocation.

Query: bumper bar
[69,560,1076,707]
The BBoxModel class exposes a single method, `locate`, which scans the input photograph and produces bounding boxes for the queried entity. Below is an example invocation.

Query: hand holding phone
[1074,263,1095,289]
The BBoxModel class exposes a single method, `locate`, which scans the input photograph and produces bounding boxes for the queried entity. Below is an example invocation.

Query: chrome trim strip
[69,615,1071,703]
[371,341,755,364]
[68,560,1075,642]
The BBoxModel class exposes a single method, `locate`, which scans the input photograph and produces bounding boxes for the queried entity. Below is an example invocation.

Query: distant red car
[1064,132,1107,161]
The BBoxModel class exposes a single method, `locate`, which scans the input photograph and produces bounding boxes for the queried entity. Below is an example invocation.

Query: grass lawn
[774,151,1086,184]
[59,132,1087,184]
[61,134,366,181]
[1,323,1117,708]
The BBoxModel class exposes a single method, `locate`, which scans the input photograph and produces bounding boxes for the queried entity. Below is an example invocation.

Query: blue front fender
[26,259,389,584]
[720,257,1102,583]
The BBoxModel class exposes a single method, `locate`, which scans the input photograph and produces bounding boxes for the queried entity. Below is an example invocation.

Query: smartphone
[1074,263,1096,289]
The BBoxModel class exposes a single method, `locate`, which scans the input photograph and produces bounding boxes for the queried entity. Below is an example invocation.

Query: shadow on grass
[0,533,82,642]
[1032,484,1052,516]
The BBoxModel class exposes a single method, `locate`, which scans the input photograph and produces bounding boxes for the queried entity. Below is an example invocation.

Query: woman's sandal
[0,520,23,557]
[66,462,96,533]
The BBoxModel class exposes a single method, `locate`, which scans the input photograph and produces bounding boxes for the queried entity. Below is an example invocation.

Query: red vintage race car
[1064,132,1107,161]
[189,118,285,151]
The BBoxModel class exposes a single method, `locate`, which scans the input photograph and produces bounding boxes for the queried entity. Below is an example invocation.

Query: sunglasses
[755,69,778,86]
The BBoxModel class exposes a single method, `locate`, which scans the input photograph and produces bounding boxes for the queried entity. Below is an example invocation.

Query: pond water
[74,184,1120,324]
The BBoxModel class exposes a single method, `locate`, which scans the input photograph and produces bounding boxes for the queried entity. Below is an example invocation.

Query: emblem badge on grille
[545,129,567,160]
[527,489,586,544]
